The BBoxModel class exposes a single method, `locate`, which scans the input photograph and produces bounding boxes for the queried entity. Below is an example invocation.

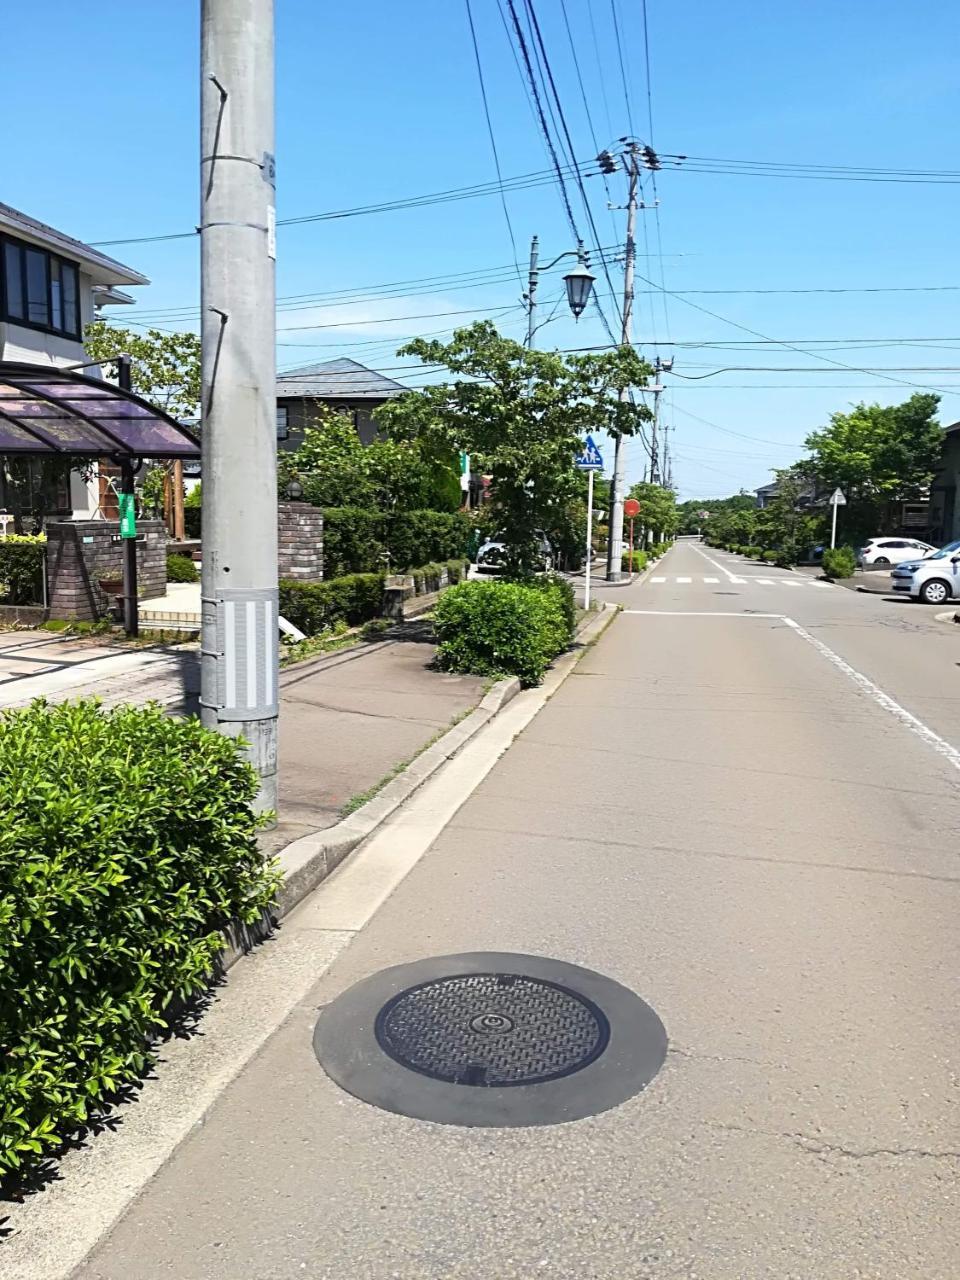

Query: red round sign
[623,498,641,518]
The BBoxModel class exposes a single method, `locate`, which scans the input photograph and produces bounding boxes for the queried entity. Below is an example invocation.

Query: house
[755,480,779,508]
[0,201,148,517]
[275,357,408,451]
[929,421,960,543]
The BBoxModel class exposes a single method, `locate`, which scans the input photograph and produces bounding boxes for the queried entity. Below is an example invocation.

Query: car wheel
[919,579,950,605]
[873,556,890,565]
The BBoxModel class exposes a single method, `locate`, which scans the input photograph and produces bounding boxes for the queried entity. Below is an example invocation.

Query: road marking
[651,576,667,583]
[693,545,747,584]
[756,578,774,585]
[778,578,802,586]
[781,616,960,775]
[811,581,834,588]
[704,576,720,583]
[624,609,960,774]
[676,576,692,583]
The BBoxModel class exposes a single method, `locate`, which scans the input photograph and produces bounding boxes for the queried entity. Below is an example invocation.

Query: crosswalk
[650,575,833,589]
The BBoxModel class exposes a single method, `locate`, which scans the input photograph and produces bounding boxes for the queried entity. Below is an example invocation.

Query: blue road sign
[574,434,604,470]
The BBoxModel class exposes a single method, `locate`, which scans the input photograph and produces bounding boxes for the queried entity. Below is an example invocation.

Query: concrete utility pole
[606,142,639,581]
[525,235,539,348]
[200,0,279,814]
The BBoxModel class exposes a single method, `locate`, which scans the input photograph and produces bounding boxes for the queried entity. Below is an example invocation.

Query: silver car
[891,539,960,604]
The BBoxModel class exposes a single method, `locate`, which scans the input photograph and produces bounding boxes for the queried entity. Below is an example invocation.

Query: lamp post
[525,236,596,348]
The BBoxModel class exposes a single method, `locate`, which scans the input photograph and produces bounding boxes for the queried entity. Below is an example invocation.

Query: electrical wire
[609,0,635,136]
[463,0,524,289]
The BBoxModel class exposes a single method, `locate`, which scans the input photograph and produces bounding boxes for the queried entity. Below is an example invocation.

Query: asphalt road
[77,540,960,1279]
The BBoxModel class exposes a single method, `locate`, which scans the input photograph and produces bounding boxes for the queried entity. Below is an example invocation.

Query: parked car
[857,537,936,567]
[891,540,960,605]
[473,530,554,576]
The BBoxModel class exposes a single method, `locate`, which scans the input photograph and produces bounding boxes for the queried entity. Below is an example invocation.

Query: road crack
[707,1121,960,1162]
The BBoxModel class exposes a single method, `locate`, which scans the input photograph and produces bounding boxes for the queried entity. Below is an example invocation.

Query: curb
[935,610,960,625]
[222,603,618,970]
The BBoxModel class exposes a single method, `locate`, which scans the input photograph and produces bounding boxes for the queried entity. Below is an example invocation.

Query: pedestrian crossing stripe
[648,576,833,588]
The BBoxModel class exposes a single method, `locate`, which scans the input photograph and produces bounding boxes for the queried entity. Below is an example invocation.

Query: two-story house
[275,357,408,451]
[0,201,148,518]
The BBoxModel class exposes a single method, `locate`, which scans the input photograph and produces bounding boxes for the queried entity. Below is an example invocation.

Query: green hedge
[279,573,385,636]
[621,550,648,572]
[319,508,471,578]
[433,578,571,687]
[0,701,277,1178]
[0,535,44,605]
[166,553,199,584]
[822,546,856,580]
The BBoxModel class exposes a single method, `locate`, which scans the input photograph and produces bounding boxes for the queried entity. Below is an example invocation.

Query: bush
[319,508,386,579]
[433,579,569,687]
[0,700,277,1179]
[385,510,470,569]
[166,552,199,584]
[745,545,762,559]
[528,572,576,646]
[822,546,856,580]
[279,572,385,636]
[763,550,778,564]
[621,550,648,572]
[0,535,44,605]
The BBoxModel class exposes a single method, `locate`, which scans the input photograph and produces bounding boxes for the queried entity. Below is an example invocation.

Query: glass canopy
[0,363,200,458]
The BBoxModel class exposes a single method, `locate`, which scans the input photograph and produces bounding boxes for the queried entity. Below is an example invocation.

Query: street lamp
[563,261,596,319]
[525,236,596,347]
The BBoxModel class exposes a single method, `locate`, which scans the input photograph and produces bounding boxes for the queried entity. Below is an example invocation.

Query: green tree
[676,492,755,536]
[754,467,821,563]
[84,321,201,422]
[802,393,942,539]
[627,481,678,541]
[280,404,460,512]
[376,322,652,577]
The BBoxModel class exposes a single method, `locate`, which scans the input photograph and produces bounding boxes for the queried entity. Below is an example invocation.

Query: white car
[857,537,936,567]
[473,531,554,576]
[890,540,960,605]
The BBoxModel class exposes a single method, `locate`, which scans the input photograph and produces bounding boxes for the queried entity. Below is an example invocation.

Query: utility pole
[606,141,639,581]
[525,235,539,348]
[200,0,279,815]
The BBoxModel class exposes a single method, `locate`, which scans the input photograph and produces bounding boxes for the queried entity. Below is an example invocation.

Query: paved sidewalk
[0,625,486,847]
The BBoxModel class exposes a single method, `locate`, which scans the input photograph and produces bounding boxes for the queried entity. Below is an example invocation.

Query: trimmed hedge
[0,535,44,605]
[166,553,199,584]
[0,700,277,1179]
[621,550,648,572]
[433,578,571,687]
[279,572,385,636]
[321,507,471,578]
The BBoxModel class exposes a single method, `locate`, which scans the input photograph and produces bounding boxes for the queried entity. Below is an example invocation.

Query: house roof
[276,357,408,401]
[755,480,779,495]
[0,202,149,288]
[944,420,960,436]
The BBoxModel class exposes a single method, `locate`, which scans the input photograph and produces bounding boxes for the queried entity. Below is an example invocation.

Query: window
[0,234,81,337]
[276,405,289,439]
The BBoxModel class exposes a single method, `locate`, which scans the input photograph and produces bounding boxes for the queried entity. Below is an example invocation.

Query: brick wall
[46,519,167,621]
[278,502,323,582]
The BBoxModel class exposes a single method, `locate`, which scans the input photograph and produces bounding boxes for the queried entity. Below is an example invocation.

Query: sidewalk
[0,624,487,850]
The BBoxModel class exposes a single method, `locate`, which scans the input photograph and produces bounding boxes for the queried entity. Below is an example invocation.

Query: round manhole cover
[314,952,667,1127]
[374,973,610,1087]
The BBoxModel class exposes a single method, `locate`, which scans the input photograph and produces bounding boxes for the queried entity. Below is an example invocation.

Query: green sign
[119,492,137,539]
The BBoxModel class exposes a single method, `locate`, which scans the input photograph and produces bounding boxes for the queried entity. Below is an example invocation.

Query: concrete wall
[278,502,323,581]
[46,518,166,621]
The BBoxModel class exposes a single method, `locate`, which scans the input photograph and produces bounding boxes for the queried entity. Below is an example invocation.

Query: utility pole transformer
[606,142,639,581]
[200,0,279,814]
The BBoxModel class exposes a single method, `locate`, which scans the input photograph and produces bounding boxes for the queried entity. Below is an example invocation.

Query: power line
[463,0,524,289]
[609,0,635,135]
[503,0,582,241]
[586,0,615,142]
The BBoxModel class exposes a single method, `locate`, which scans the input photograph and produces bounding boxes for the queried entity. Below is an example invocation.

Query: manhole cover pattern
[374,972,610,1087]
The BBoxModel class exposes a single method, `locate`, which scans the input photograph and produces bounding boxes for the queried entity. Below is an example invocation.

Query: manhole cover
[374,973,610,1086]
[314,952,667,1127]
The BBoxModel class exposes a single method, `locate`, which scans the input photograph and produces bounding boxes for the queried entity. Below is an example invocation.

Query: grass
[339,705,475,817]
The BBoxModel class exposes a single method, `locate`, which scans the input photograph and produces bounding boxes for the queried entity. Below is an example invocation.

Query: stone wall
[278,502,323,582]
[46,519,167,621]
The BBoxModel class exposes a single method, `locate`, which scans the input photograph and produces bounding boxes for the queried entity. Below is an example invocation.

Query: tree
[280,404,460,513]
[627,481,678,541]
[676,492,755,535]
[376,322,652,577]
[84,321,201,422]
[754,466,821,563]
[802,393,942,539]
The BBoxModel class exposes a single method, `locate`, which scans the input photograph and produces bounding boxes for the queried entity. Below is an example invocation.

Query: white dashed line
[704,577,720,584]
[755,578,774,585]
[651,576,667,583]
[676,576,692,583]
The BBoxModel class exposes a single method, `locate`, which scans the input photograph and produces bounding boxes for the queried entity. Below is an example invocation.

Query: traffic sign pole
[829,488,846,549]
[585,468,594,610]
[831,500,838,550]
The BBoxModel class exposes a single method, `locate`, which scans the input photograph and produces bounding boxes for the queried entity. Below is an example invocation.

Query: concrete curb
[934,610,960,625]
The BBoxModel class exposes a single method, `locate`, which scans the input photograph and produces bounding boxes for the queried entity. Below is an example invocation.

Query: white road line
[651,576,667,583]
[624,608,960,774]
[704,577,720,583]
[778,579,802,586]
[811,581,834,588]
[676,576,692,583]
[781,616,960,774]
[755,578,774,585]
[693,545,747,584]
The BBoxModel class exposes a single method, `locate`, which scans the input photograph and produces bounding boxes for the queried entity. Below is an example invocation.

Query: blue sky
[4,0,959,497]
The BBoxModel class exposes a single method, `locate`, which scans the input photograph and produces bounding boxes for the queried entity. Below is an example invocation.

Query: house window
[0,233,81,337]
[276,405,289,439]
